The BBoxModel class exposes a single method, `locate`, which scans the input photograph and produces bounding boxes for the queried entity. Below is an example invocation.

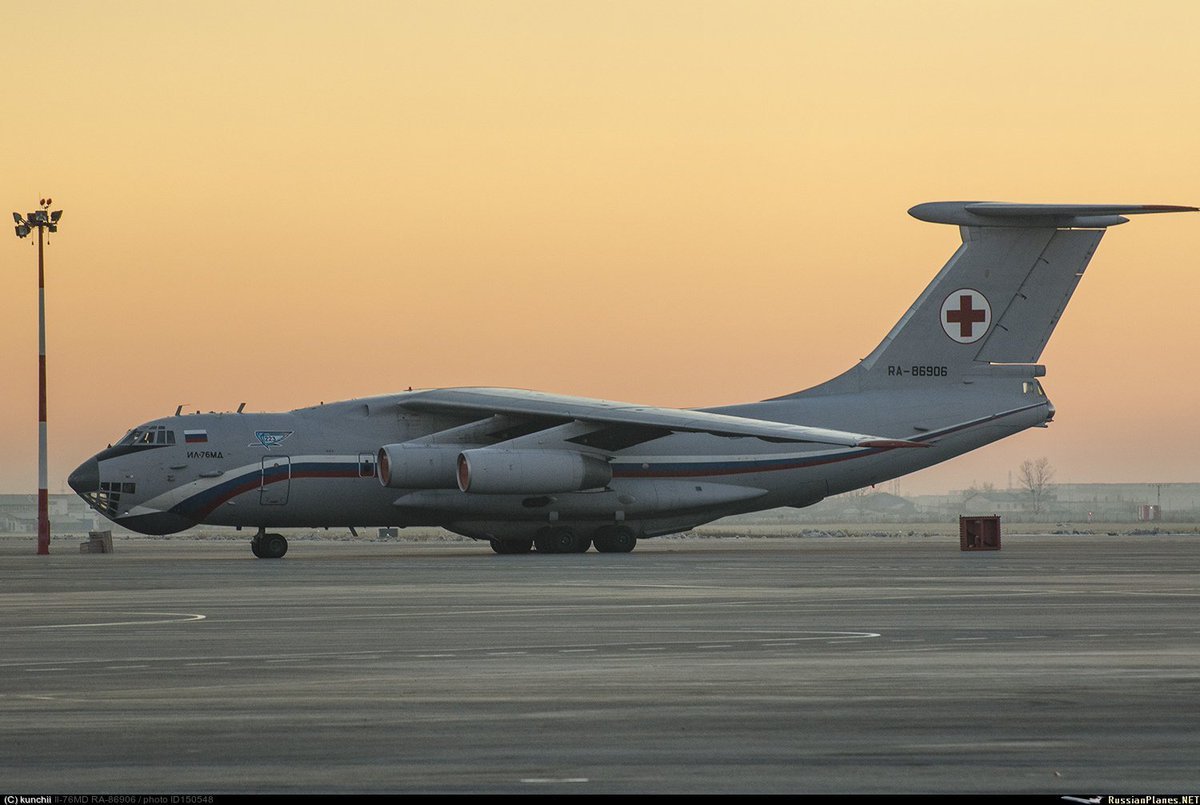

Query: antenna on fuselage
[237,402,246,413]
[174,404,184,416]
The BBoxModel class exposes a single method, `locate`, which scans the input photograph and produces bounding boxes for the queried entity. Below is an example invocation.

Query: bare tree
[1018,457,1055,513]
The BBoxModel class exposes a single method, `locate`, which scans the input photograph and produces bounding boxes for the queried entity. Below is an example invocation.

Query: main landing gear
[489,525,637,555]
[592,525,637,553]
[251,528,288,559]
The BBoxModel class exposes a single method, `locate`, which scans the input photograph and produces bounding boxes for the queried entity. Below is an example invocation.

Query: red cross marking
[945,294,987,338]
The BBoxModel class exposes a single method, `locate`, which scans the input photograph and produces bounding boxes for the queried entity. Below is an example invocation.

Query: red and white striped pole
[36,220,49,555]
[12,200,60,555]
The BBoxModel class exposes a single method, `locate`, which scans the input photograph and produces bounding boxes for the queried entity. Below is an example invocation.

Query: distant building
[956,488,1032,515]
[0,494,99,535]
[917,482,1200,522]
[718,482,1200,525]
[840,491,918,518]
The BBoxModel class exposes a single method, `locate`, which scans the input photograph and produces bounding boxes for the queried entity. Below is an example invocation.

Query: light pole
[13,199,62,555]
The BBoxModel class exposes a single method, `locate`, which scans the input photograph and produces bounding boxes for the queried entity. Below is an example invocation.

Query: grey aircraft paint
[69,201,1196,557]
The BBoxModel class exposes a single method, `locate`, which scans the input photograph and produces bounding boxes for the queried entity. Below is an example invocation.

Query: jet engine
[456,448,612,494]
[377,444,461,489]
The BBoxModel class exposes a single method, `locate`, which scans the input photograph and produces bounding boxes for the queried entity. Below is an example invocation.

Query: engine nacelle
[456,449,612,494]
[377,444,461,489]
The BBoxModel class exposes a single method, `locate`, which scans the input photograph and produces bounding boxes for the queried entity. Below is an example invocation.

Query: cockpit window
[116,425,176,447]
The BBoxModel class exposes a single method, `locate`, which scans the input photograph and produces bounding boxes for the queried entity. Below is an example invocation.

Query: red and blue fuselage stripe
[171,461,361,519]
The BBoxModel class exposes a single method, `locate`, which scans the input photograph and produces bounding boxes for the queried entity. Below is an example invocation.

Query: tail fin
[797,201,1196,394]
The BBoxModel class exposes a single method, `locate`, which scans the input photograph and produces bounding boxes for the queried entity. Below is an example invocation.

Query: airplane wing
[398,387,925,449]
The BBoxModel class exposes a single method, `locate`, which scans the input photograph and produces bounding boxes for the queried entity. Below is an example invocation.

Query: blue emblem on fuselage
[251,431,294,448]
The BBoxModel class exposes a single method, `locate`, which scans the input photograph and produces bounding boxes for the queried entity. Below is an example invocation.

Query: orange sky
[2,1,1198,496]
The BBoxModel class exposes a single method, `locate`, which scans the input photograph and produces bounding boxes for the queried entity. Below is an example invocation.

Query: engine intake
[377,444,461,489]
[456,449,611,494]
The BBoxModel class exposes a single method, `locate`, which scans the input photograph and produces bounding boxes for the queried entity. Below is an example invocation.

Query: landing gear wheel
[491,538,533,555]
[258,532,288,559]
[250,534,263,558]
[534,527,590,554]
[593,525,637,553]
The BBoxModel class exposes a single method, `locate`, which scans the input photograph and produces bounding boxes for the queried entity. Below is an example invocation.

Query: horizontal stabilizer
[909,201,1197,228]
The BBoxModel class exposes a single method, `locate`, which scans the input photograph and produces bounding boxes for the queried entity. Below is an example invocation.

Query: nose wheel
[251,529,288,559]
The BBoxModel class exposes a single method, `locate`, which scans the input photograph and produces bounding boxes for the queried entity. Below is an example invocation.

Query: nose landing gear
[251,528,288,559]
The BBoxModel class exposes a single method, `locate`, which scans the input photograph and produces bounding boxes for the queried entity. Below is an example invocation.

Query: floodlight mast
[12,199,62,555]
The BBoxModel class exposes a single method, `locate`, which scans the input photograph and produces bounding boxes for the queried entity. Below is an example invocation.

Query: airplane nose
[68,457,99,495]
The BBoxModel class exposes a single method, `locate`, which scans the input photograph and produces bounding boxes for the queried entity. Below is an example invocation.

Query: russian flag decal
[184,429,208,444]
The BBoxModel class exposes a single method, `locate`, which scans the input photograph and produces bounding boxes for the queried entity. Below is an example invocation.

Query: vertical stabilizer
[787,201,1196,396]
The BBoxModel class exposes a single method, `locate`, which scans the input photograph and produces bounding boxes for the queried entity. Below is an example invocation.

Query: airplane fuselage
[71,378,1050,542]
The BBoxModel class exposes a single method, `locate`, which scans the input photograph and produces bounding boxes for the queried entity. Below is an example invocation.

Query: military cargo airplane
[69,201,1195,557]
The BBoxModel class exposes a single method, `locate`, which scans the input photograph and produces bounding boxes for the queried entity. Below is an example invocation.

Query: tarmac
[1,531,1198,794]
